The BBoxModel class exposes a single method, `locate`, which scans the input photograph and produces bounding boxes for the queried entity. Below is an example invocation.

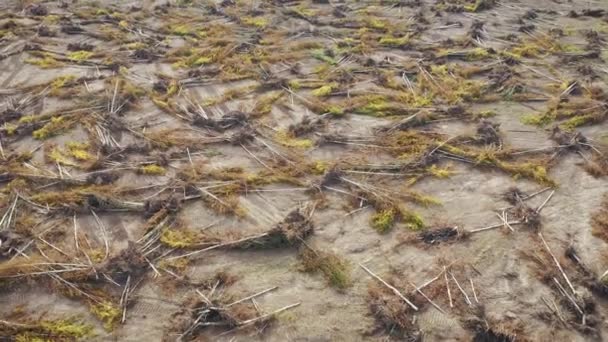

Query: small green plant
[311,49,337,65]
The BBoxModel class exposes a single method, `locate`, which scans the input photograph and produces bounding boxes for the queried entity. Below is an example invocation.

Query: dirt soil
[1,0,608,341]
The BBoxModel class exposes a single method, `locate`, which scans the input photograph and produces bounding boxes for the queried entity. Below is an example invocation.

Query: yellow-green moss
[41,319,94,338]
[252,91,284,116]
[25,56,63,69]
[275,131,313,149]
[242,17,268,28]
[379,35,410,47]
[138,164,166,175]
[160,229,199,248]
[508,44,541,59]
[4,123,17,135]
[521,110,556,126]
[310,161,328,175]
[288,79,301,90]
[497,161,554,185]
[326,105,345,116]
[66,142,91,161]
[402,210,425,230]
[427,164,453,178]
[169,24,191,36]
[311,84,336,97]
[50,75,76,96]
[467,48,490,60]
[371,208,396,233]
[48,147,77,166]
[367,18,389,31]
[33,116,67,140]
[355,95,392,116]
[90,301,121,331]
[560,114,600,130]
[68,51,94,61]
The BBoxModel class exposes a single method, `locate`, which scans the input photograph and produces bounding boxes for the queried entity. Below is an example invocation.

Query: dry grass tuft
[299,247,351,289]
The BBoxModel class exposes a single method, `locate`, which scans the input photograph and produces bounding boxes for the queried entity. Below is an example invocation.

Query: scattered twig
[359,263,418,311]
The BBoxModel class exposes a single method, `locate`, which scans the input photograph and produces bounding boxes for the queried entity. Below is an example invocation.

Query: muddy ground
[1,0,608,341]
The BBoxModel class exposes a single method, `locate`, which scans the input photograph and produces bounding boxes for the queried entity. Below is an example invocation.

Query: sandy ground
[1,0,608,341]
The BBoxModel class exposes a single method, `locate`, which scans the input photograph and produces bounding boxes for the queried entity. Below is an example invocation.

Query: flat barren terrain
[1,0,608,341]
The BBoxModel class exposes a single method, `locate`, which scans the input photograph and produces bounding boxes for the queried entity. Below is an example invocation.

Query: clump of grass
[442,144,554,185]
[299,247,351,289]
[50,75,76,96]
[90,301,121,331]
[402,210,425,231]
[591,195,608,243]
[242,16,268,28]
[351,95,423,117]
[371,208,397,233]
[33,116,76,140]
[160,228,204,249]
[274,130,313,149]
[311,83,337,97]
[2,317,95,341]
[40,318,94,338]
[123,42,147,50]
[464,0,497,12]
[46,145,77,167]
[521,110,556,126]
[67,50,94,61]
[66,142,91,161]
[290,5,317,19]
[25,55,63,69]
[366,18,390,31]
[405,191,441,207]
[427,164,454,178]
[138,164,166,175]
[474,110,496,119]
[311,49,337,65]
[384,130,436,159]
[28,186,114,208]
[379,35,410,47]
[252,91,284,116]
[309,161,329,175]
[468,48,490,60]
[560,112,606,130]
[168,24,192,36]
[168,47,217,68]
[416,67,487,104]
[302,97,345,116]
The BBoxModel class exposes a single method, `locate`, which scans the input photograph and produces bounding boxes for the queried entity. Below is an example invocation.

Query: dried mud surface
[1,0,608,341]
